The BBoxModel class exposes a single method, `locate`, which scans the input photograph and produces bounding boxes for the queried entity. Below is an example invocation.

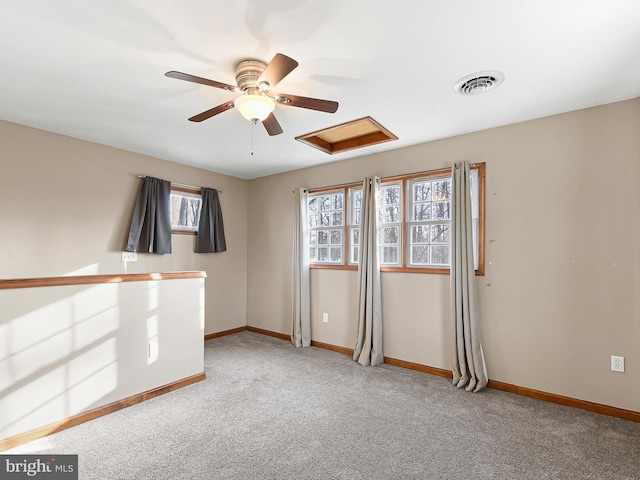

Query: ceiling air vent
[454,71,504,95]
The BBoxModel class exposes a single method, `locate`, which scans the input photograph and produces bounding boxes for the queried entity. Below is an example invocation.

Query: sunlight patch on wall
[68,339,117,413]
[64,263,99,276]
[2,366,67,438]
[2,298,74,389]
[147,314,159,365]
[72,285,119,350]
[148,281,160,311]
[146,281,161,365]
[199,279,205,330]
[0,284,120,439]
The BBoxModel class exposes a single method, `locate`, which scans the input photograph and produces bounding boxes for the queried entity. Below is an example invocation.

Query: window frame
[307,185,360,271]
[404,171,454,270]
[378,181,404,267]
[307,163,485,275]
[306,187,349,266]
[170,186,202,235]
[347,186,363,266]
[309,162,486,276]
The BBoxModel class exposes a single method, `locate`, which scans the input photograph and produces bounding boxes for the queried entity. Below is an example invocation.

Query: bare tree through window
[171,190,202,232]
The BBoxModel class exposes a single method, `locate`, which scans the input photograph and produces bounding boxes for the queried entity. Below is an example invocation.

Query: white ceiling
[1,1,639,179]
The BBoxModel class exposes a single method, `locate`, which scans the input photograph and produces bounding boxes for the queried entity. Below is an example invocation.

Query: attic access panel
[295,116,398,155]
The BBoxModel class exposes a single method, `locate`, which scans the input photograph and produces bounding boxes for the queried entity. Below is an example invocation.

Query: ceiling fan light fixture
[234,94,275,122]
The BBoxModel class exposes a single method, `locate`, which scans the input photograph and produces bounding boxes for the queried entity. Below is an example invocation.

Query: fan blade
[257,54,298,89]
[262,112,283,136]
[275,94,338,113]
[188,101,235,122]
[165,71,240,93]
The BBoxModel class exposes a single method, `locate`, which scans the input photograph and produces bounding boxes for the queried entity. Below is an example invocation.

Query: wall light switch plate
[122,251,137,262]
[322,313,329,323]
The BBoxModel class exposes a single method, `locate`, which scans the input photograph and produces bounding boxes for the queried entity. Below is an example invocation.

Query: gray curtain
[353,177,383,366]
[292,187,311,347]
[125,176,172,254]
[196,188,227,253]
[451,161,488,392]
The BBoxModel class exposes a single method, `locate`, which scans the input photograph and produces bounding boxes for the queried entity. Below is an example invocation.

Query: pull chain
[251,119,256,156]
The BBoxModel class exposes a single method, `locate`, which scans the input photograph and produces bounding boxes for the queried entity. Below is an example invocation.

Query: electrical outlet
[322,313,329,323]
[122,251,137,262]
[611,355,624,373]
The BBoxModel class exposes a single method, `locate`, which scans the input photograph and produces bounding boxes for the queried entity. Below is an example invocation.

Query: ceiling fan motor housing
[235,60,267,92]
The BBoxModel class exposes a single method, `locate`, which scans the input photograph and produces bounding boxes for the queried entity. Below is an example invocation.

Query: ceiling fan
[165,53,339,136]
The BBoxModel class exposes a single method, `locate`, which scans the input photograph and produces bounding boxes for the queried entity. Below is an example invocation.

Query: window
[406,175,453,268]
[170,187,202,234]
[307,163,485,274]
[347,187,362,264]
[308,190,345,264]
[378,182,403,266]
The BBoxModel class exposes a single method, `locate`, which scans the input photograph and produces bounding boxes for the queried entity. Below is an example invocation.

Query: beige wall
[2,98,639,416]
[0,121,248,335]
[247,98,640,412]
[1,276,205,440]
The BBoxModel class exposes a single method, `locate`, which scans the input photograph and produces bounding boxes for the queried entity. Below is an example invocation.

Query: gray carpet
[7,332,640,479]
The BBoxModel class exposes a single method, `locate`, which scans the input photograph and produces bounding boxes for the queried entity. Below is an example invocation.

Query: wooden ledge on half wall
[0,271,207,290]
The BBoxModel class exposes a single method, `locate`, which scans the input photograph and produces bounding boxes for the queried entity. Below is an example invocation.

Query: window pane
[384,206,399,223]
[413,182,431,202]
[431,245,449,265]
[352,246,359,264]
[171,194,201,229]
[382,246,398,264]
[308,189,348,266]
[413,203,431,221]
[411,225,430,244]
[381,226,398,244]
[309,248,316,261]
[382,185,400,205]
[354,209,361,225]
[432,201,450,220]
[432,180,452,201]
[354,190,362,209]
[351,228,360,245]
[411,245,429,264]
[431,224,450,243]
[333,193,343,210]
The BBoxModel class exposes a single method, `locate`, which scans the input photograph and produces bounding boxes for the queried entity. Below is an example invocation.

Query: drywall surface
[0,276,204,441]
[247,98,640,412]
[0,121,248,334]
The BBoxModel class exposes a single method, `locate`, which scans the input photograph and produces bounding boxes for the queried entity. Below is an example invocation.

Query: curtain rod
[137,175,223,194]
[303,162,478,193]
